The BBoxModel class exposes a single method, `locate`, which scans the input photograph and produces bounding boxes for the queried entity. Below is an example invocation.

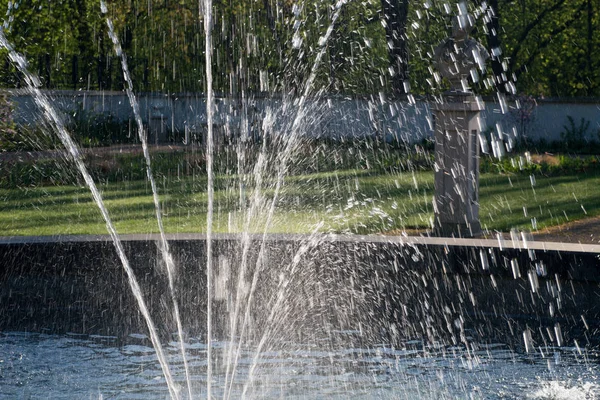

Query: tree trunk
[74,0,92,90]
[72,56,78,90]
[44,54,51,88]
[484,0,507,93]
[380,0,409,97]
[587,0,593,93]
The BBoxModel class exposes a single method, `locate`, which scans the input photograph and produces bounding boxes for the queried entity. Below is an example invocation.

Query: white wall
[6,90,600,144]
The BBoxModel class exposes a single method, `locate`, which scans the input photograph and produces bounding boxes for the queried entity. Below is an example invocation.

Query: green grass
[1,169,599,236]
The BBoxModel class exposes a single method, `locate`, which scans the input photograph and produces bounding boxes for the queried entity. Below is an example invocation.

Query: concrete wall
[7,90,600,144]
[0,234,598,346]
[483,99,600,143]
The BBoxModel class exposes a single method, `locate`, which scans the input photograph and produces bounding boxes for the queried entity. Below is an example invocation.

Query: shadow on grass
[2,166,599,235]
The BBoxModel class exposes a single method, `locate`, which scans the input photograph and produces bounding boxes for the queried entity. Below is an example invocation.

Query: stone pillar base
[435,221,482,238]
[433,93,484,238]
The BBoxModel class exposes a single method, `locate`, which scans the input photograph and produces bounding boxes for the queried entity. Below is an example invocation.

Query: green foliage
[0,158,76,187]
[499,0,600,96]
[560,115,592,150]
[0,93,16,150]
[0,149,206,188]
[4,124,59,152]
[480,153,600,175]
[0,104,134,152]
[0,0,599,97]
[67,105,132,147]
[0,97,58,153]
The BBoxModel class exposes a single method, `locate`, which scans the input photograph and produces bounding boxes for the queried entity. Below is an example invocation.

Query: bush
[67,105,133,148]
[0,102,136,152]
[0,93,18,151]
[0,158,77,187]
[480,152,600,176]
[0,148,208,189]
[560,116,592,151]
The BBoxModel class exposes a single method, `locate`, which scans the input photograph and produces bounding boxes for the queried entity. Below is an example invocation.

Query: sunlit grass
[0,169,599,236]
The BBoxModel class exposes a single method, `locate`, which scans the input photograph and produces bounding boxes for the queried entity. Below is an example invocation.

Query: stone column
[433,93,483,237]
[432,4,488,237]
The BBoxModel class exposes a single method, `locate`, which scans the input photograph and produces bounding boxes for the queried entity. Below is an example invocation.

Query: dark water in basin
[0,331,598,399]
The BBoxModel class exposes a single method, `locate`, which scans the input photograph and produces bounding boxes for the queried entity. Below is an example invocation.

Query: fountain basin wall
[1,234,599,348]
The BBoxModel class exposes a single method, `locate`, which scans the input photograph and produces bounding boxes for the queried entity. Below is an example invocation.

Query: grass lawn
[0,169,599,236]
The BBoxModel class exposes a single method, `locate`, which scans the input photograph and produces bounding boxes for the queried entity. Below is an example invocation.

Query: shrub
[0,93,18,151]
[560,116,592,151]
[67,105,133,148]
[480,152,600,176]
[509,95,537,141]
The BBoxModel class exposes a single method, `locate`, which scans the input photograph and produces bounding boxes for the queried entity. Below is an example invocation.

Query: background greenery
[0,141,598,235]
[1,164,598,236]
[0,0,599,237]
[0,0,598,97]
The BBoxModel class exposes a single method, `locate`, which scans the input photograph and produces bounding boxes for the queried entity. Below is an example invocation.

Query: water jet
[1,1,599,398]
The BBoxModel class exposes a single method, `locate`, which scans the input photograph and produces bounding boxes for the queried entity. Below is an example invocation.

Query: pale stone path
[387,216,600,245]
[532,215,600,244]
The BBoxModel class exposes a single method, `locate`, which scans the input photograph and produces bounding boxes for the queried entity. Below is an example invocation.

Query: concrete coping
[1,234,599,254]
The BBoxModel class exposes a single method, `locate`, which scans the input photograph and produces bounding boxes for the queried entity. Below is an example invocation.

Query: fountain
[0,0,599,399]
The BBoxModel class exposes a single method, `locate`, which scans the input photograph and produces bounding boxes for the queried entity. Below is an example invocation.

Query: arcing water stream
[2,1,600,399]
[221,3,348,397]
[101,2,193,398]
[2,0,346,394]
[202,0,216,396]
[0,29,182,400]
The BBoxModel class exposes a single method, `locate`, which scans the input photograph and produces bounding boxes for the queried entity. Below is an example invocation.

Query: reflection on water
[0,331,598,399]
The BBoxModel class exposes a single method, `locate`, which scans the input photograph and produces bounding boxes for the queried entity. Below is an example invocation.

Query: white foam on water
[2,332,598,400]
[528,380,599,400]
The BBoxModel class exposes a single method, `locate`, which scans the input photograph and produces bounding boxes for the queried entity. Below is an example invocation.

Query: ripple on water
[0,332,598,399]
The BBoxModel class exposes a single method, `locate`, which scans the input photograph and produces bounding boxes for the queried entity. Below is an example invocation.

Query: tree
[380,0,409,96]
[0,0,599,97]
[476,0,508,93]
[495,0,598,96]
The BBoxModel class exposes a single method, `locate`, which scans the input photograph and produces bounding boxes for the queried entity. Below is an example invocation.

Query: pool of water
[0,331,598,399]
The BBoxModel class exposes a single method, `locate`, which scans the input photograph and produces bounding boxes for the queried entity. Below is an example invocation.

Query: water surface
[0,331,598,399]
